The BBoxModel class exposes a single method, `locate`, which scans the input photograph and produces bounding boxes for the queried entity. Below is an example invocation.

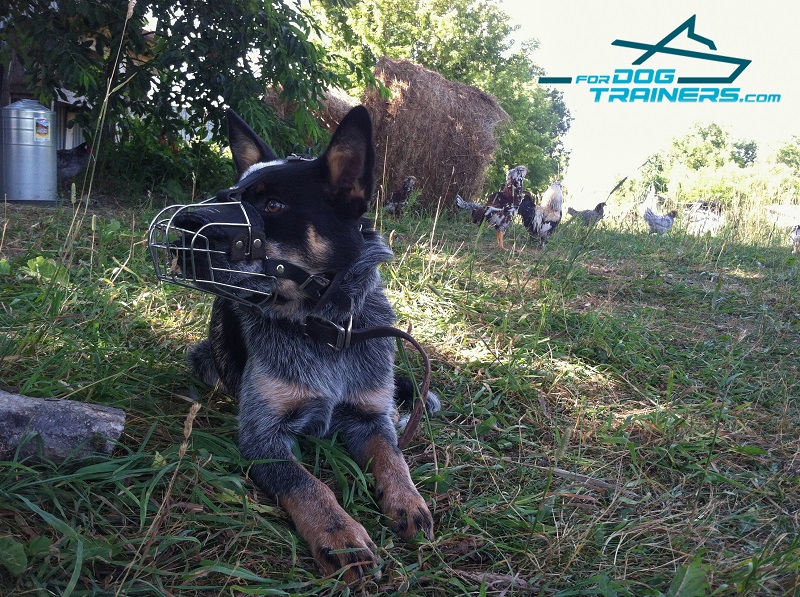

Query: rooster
[791,225,800,254]
[567,202,606,225]
[385,175,417,217]
[57,142,92,182]
[518,180,564,248]
[456,165,528,250]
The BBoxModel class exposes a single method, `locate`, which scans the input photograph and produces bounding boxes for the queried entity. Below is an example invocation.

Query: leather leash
[276,262,431,449]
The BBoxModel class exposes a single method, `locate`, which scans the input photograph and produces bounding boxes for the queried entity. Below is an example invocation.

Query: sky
[500,0,800,205]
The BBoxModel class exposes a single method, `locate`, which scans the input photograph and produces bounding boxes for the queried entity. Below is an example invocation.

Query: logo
[540,15,780,104]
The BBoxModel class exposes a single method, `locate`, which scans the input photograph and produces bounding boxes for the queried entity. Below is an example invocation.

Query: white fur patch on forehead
[239,159,286,182]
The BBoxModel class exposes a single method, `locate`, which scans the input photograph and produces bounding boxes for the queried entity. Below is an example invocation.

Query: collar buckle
[301,314,353,351]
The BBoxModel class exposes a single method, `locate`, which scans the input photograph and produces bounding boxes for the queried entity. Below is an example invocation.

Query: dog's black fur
[175,106,436,582]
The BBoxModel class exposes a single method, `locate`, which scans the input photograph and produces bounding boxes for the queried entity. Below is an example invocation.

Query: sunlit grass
[0,195,798,595]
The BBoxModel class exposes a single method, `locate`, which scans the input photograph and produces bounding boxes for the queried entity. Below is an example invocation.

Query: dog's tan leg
[370,435,433,540]
[277,470,379,583]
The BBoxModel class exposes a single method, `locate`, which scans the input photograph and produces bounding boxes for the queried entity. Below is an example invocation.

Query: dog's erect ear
[322,106,375,219]
[226,109,279,176]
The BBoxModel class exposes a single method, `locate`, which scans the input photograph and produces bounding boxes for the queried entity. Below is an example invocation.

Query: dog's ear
[322,106,375,219]
[227,109,279,176]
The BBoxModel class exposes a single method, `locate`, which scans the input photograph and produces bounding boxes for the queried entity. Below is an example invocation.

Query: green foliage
[731,139,758,168]
[1,0,371,154]
[95,117,235,201]
[0,538,27,577]
[669,122,731,170]
[626,121,800,212]
[776,136,800,176]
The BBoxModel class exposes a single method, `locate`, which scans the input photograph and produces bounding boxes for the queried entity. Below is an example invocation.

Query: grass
[0,195,798,596]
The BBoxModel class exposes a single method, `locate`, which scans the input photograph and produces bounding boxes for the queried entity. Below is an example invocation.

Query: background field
[1,196,798,595]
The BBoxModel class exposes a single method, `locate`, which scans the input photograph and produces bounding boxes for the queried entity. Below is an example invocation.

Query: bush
[94,119,235,203]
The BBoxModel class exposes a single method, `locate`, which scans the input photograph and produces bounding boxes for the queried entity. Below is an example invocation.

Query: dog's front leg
[338,407,434,542]
[240,415,379,582]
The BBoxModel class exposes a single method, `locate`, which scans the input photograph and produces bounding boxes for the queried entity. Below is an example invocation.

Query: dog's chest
[238,320,396,435]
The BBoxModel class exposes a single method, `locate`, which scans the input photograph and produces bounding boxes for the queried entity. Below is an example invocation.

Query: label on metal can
[35,118,50,141]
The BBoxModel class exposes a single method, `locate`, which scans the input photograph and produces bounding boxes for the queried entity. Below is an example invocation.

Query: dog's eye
[265,200,286,214]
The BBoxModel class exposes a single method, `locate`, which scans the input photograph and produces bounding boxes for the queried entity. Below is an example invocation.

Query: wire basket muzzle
[147,199,276,307]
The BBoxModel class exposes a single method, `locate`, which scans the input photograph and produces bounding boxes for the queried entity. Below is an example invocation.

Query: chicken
[791,225,800,254]
[639,182,677,234]
[518,180,564,248]
[567,202,606,225]
[456,165,528,250]
[385,175,417,217]
[57,142,92,182]
[643,206,678,234]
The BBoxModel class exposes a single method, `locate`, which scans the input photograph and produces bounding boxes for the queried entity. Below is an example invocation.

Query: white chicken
[643,207,678,234]
[641,183,677,235]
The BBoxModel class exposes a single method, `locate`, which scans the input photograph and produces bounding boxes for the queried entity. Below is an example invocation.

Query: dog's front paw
[308,513,380,583]
[379,486,433,541]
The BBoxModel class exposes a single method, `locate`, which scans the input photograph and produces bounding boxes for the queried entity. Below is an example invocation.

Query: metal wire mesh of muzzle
[147,198,276,308]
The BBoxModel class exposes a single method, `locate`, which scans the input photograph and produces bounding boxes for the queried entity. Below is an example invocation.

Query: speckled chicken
[790,224,800,254]
[643,207,678,234]
[518,180,564,248]
[568,201,606,225]
[385,175,417,217]
[456,165,528,250]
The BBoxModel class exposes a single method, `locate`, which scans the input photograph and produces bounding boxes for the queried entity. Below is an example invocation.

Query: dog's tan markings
[230,141,264,173]
[306,226,332,263]
[327,146,366,200]
[280,476,379,583]
[363,435,433,541]
[253,375,313,415]
[348,387,394,414]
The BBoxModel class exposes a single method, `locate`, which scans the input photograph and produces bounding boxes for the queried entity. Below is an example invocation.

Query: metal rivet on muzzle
[253,239,262,249]
[276,264,285,274]
[235,240,244,250]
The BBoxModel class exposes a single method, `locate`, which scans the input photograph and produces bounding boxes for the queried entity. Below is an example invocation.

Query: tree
[1,0,371,155]
[668,123,730,170]
[731,139,758,168]
[310,0,571,191]
[776,137,800,176]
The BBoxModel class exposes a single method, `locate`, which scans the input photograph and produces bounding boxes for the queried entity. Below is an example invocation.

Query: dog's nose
[171,201,267,261]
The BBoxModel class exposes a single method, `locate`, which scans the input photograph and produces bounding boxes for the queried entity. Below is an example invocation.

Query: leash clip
[301,314,353,351]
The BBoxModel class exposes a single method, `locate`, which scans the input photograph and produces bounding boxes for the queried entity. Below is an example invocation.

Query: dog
[155,106,440,582]
[791,224,800,254]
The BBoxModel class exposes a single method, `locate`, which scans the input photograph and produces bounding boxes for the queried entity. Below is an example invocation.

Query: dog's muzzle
[148,198,276,307]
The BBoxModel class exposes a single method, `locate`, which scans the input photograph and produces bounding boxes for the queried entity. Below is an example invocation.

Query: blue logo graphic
[540,15,779,104]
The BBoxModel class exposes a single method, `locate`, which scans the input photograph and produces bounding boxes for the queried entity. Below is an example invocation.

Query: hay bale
[363,58,508,210]
[316,88,361,133]
[265,59,507,210]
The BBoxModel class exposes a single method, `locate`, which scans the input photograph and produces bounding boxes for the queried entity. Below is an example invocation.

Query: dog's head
[148,106,376,313]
